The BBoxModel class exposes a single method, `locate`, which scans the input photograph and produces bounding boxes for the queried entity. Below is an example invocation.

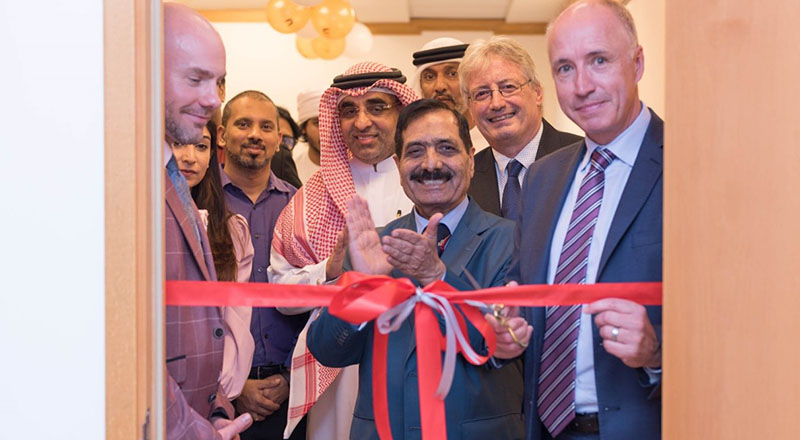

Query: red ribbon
[166,272,662,440]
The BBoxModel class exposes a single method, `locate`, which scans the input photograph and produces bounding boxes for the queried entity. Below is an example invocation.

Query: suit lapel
[440,200,484,280]
[597,111,664,276]
[468,150,501,216]
[523,144,585,283]
[165,170,212,281]
[535,119,560,160]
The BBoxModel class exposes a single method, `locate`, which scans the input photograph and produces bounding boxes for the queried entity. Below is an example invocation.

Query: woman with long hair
[171,120,255,400]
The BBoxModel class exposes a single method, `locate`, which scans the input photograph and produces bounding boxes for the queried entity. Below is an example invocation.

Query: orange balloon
[311,36,345,60]
[311,0,356,39]
[266,0,310,34]
[296,36,318,59]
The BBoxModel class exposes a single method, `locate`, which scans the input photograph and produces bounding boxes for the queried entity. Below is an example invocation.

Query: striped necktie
[537,148,616,437]
[436,223,451,257]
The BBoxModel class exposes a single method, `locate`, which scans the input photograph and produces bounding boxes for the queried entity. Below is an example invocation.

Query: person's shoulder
[271,173,299,197]
[380,212,414,235]
[532,138,583,172]
[464,199,515,235]
[227,213,250,237]
[542,118,582,144]
[473,146,494,165]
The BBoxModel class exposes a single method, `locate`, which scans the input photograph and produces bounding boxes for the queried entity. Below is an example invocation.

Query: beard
[226,143,270,170]
[165,104,209,145]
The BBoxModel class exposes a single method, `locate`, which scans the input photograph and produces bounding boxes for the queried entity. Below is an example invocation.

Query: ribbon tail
[373,327,393,440]
[415,305,448,440]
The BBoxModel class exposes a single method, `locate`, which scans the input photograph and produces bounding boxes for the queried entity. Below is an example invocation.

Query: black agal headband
[412,43,469,66]
[330,68,407,90]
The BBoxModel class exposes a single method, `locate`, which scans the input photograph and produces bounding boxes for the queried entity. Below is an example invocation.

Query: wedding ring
[611,326,620,342]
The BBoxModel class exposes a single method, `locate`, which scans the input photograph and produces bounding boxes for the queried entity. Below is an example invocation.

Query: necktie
[436,223,451,257]
[166,155,202,246]
[501,159,524,222]
[537,148,616,437]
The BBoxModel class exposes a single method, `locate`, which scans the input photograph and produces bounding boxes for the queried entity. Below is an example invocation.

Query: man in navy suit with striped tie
[489,1,663,439]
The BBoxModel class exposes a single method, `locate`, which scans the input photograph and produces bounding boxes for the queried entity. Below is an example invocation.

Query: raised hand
[380,212,446,285]
[325,227,349,280]
[345,194,392,275]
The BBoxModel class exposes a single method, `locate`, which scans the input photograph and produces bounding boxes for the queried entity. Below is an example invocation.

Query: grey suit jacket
[164,170,233,440]
[510,110,663,440]
[468,119,582,216]
[308,199,525,440]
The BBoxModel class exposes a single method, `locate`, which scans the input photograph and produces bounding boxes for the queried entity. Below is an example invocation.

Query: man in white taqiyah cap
[292,88,324,183]
[412,37,488,151]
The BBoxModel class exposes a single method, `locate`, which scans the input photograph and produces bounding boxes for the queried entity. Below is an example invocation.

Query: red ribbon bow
[166,272,662,440]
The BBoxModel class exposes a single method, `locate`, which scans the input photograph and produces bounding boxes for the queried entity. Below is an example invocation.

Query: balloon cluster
[266,0,373,60]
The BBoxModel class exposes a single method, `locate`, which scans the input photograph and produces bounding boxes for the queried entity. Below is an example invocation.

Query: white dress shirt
[291,141,320,184]
[491,122,543,204]
[268,155,413,286]
[546,103,651,413]
[412,196,469,235]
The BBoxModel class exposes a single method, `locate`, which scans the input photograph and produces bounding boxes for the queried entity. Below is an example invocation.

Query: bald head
[164,3,226,144]
[546,0,644,145]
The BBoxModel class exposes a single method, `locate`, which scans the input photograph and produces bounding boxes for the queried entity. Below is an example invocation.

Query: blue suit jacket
[509,110,663,440]
[308,199,525,440]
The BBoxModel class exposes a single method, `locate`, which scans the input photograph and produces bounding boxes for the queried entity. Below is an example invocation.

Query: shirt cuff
[643,366,662,384]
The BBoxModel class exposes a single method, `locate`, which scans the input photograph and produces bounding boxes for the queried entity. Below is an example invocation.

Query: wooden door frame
[104,0,164,439]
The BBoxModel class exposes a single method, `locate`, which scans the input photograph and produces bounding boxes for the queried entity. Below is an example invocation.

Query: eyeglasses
[338,102,398,121]
[468,79,533,102]
[281,134,296,151]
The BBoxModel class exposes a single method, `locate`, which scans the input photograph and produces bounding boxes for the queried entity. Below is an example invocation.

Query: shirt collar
[220,164,294,195]
[413,196,469,234]
[491,120,543,172]
[580,102,651,171]
[349,155,397,173]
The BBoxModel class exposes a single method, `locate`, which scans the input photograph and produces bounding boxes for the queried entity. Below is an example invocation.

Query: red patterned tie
[537,148,616,437]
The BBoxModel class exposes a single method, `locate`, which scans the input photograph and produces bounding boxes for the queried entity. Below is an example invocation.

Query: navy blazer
[509,110,663,440]
[468,119,582,216]
[308,199,525,440]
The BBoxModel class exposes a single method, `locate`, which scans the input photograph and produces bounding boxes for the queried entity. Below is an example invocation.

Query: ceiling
[175,0,572,24]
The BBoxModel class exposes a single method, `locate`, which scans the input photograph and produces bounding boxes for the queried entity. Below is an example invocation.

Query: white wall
[628,0,665,118]
[213,23,580,134]
[0,1,106,438]
[214,0,664,137]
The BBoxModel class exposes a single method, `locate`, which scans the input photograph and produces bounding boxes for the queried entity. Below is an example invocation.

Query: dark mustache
[410,169,453,181]
[242,142,265,150]
[433,92,454,101]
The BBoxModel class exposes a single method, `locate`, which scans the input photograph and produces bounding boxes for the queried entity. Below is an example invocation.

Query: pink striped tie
[537,148,616,437]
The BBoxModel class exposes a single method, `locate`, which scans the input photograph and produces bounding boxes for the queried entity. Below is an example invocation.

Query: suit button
[208,393,216,404]
[263,334,269,340]
[214,327,224,339]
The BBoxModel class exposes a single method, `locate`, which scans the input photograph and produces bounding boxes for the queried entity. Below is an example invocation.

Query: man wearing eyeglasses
[459,36,581,220]
[270,62,415,440]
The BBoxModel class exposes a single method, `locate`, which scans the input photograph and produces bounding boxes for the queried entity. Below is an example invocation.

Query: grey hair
[458,35,542,101]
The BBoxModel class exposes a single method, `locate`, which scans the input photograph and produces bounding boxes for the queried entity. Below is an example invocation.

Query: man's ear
[217,124,226,148]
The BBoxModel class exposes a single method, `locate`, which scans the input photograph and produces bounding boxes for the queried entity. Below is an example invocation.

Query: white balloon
[293,0,322,6]
[344,22,373,58]
[297,20,318,39]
